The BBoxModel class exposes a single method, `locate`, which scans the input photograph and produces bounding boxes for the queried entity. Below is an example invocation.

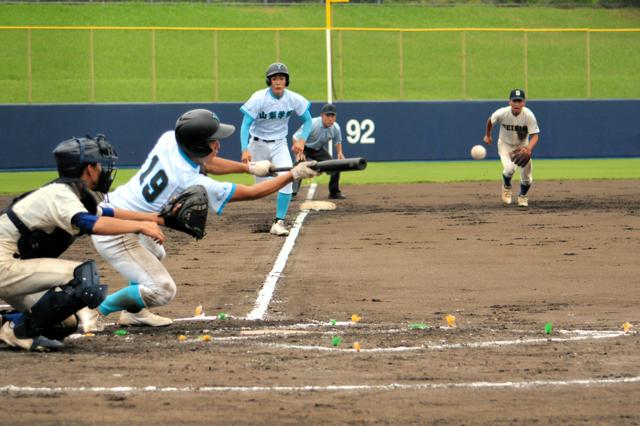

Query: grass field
[1,158,638,195]
[0,4,639,103]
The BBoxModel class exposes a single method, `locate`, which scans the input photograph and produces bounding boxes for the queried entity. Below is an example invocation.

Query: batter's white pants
[498,141,533,185]
[0,253,79,311]
[248,138,293,194]
[92,233,176,308]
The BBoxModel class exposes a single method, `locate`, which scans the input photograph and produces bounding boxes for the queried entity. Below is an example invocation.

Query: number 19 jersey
[106,131,235,216]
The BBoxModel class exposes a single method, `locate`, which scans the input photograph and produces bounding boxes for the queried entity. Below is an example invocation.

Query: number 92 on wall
[345,119,375,144]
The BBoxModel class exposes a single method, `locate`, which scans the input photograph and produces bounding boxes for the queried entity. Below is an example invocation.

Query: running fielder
[240,62,314,236]
[85,109,319,329]
[484,89,540,207]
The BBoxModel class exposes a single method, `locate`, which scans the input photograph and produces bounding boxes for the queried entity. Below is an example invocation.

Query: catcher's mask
[175,109,236,159]
[53,134,118,193]
[265,62,290,87]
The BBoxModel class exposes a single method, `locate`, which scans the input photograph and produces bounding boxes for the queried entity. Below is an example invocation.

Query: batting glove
[248,160,275,177]
[291,161,320,180]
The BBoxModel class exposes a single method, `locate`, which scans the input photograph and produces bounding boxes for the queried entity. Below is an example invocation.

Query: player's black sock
[502,174,512,188]
[520,183,531,196]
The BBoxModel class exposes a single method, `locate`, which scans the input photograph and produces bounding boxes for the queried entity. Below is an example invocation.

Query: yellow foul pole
[326,0,349,104]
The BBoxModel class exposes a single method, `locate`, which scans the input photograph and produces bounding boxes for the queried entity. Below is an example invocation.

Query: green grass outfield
[1,158,638,195]
[1,4,639,103]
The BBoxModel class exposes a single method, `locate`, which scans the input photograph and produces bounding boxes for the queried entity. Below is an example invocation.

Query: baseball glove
[160,185,209,239]
[509,147,531,168]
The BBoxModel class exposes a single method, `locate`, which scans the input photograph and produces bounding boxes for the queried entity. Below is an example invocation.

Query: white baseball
[471,144,486,160]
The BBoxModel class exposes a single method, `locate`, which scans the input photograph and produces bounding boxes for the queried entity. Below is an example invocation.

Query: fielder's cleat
[270,219,290,237]
[0,321,63,352]
[329,192,347,200]
[501,185,513,205]
[118,308,173,327]
[77,307,105,333]
[517,195,529,207]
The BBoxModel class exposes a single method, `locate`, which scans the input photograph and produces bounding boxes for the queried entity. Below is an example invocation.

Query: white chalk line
[2,376,639,396]
[245,183,317,321]
[258,330,631,353]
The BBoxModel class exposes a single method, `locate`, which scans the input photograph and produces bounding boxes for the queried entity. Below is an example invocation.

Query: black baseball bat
[273,157,367,173]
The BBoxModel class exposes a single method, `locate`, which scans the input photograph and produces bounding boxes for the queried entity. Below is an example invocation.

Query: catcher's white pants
[498,141,533,185]
[92,233,176,308]
[248,138,293,194]
[0,251,79,312]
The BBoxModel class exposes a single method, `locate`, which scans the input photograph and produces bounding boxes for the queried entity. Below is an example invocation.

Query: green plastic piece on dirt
[113,329,128,336]
[544,322,553,335]
[217,312,228,320]
[330,319,337,326]
[331,336,342,347]
[409,323,428,330]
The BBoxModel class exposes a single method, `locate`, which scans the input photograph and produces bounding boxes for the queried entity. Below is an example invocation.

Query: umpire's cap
[509,89,525,101]
[265,62,290,87]
[321,103,337,115]
[175,109,235,159]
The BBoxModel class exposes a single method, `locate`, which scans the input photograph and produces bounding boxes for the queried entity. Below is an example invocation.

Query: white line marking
[2,376,638,395]
[245,183,317,320]
[258,331,629,352]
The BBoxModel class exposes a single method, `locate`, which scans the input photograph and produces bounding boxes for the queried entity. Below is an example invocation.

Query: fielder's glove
[290,161,321,180]
[248,160,276,177]
[509,147,531,168]
[160,185,209,239]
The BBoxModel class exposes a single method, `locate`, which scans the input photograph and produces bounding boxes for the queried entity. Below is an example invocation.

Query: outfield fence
[1,26,639,103]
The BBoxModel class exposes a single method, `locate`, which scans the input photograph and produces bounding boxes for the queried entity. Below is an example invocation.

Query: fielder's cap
[321,103,337,115]
[510,89,526,101]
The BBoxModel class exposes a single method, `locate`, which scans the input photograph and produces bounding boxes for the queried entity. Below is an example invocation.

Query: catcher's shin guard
[16,261,107,338]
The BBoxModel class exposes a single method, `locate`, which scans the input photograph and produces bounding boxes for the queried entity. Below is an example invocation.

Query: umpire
[292,103,346,199]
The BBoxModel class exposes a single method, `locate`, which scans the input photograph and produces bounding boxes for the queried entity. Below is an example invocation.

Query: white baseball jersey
[240,88,310,140]
[106,131,235,216]
[491,106,540,147]
[0,184,90,310]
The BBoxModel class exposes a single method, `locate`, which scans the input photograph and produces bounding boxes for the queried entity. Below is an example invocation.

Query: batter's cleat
[517,195,529,207]
[501,185,513,205]
[77,307,105,333]
[0,321,63,352]
[270,219,290,237]
[118,308,173,327]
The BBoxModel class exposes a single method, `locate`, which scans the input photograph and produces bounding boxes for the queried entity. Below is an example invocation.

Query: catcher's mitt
[160,185,209,239]
[509,147,531,168]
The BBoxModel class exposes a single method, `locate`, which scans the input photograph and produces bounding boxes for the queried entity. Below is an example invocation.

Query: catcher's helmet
[175,109,236,159]
[53,134,118,193]
[265,62,290,87]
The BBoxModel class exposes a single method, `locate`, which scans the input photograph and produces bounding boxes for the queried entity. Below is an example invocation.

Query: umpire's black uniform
[292,146,343,198]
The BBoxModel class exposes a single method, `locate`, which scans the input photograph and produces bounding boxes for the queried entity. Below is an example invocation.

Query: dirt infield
[1,180,639,425]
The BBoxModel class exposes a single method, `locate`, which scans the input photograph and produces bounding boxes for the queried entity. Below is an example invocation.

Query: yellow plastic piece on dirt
[445,314,456,327]
[200,335,212,342]
[623,322,633,333]
[353,342,361,352]
[178,335,187,342]
[84,333,95,337]
[195,305,204,317]
[351,314,362,323]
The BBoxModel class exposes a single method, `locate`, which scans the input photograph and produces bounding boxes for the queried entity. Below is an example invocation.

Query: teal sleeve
[300,109,313,142]
[240,111,254,151]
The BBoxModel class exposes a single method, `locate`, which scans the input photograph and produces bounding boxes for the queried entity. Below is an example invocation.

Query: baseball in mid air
[470,144,487,160]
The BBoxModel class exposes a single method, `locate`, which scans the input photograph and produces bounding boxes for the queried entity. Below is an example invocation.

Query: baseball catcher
[509,147,531,168]
[160,185,209,239]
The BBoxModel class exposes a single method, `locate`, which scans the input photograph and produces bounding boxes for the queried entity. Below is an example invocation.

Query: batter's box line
[2,376,639,396]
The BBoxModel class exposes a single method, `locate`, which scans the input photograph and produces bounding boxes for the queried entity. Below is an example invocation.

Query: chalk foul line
[245,183,317,321]
[1,376,639,395]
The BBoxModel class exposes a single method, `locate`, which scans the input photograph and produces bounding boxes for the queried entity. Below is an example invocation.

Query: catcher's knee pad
[42,315,79,341]
[67,260,109,309]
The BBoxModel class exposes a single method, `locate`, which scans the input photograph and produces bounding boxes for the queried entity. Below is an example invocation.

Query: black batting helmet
[53,134,118,193]
[265,62,290,87]
[175,109,236,159]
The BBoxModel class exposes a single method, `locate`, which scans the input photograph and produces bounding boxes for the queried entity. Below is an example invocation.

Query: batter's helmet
[265,62,290,87]
[175,109,236,159]
[53,134,118,193]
